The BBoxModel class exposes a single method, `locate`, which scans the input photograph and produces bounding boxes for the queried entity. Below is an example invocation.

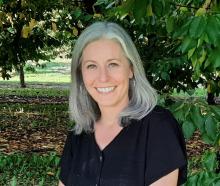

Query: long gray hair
[69,22,157,134]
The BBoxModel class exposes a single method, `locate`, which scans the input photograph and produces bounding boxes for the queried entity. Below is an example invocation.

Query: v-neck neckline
[92,126,127,152]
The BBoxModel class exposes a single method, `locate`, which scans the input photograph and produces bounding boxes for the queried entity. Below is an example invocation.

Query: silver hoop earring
[79,85,83,93]
[132,79,136,87]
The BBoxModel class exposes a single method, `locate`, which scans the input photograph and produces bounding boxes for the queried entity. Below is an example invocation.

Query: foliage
[0,0,61,81]
[184,151,220,186]
[0,0,93,87]
[168,98,220,146]
[94,0,220,96]
[0,152,60,186]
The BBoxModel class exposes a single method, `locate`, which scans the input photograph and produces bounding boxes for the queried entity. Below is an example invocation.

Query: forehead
[82,39,125,59]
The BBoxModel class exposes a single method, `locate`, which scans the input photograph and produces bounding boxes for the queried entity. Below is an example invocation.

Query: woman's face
[81,38,133,110]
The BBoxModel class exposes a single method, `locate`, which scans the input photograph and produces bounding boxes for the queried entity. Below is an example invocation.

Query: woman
[59,22,187,186]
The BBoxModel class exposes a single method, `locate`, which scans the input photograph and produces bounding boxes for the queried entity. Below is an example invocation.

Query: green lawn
[0,58,71,84]
[0,87,69,97]
[0,152,60,186]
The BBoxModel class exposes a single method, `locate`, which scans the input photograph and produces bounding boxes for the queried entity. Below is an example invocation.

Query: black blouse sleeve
[59,131,75,186]
[145,107,187,186]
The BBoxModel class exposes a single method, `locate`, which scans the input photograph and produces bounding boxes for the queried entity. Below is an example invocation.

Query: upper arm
[150,169,179,186]
[58,180,65,186]
[145,108,187,185]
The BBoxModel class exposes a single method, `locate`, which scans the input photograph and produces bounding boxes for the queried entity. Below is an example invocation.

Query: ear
[129,65,134,79]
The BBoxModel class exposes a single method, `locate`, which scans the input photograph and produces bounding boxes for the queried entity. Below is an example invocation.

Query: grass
[0,94,72,185]
[0,152,60,186]
[0,102,73,130]
[0,87,69,97]
[0,58,71,84]
[4,73,70,83]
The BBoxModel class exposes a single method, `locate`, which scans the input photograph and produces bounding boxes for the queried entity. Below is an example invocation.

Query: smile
[96,86,115,93]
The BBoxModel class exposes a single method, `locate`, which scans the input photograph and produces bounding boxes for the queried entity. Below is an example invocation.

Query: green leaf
[117,0,135,19]
[202,151,217,172]
[11,176,17,186]
[180,36,197,53]
[161,71,170,80]
[146,4,153,16]
[189,16,206,38]
[195,8,206,16]
[166,16,174,33]
[190,106,205,133]
[188,47,196,59]
[182,120,196,140]
[208,48,220,69]
[187,174,198,186]
[206,15,220,46]
[73,8,82,19]
[210,105,220,119]
[201,133,214,144]
[171,103,185,122]
[205,116,217,141]
[134,0,148,23]
[215,180,220,186]
[173,19,191,38]
[152,0,164,16]
[186,89,195,96]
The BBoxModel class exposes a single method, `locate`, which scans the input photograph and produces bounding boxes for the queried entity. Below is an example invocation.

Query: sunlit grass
[1,73,70,83]
[0,58,71,84]
[0,87,69,97]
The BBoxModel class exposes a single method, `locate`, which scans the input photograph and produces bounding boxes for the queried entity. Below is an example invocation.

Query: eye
[108,63,119,68]
[86,64,97,70]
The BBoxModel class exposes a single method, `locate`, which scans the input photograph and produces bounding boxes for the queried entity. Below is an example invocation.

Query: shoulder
[66,130,89,142]
[144,105,178,125]
[64,130,87,148]
[147,105,175,120]
[141,105,182,136]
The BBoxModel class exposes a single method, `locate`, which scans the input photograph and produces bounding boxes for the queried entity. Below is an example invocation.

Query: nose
[98,66,109,82]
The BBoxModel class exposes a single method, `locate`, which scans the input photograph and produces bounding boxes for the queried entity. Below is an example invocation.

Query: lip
[96,86,116,93]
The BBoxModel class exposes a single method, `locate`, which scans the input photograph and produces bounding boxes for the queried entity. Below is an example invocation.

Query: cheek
[116,70,132,82]
[82,71,95,88]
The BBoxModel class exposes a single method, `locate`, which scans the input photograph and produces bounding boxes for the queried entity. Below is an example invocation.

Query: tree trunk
[207,92,215,105]
[19,65,26,88]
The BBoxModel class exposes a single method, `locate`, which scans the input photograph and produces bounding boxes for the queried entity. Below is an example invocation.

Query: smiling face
[81,38,133,110]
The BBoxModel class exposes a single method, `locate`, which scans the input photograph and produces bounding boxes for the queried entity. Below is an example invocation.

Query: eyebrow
[107,58,121,62]
[82,58,122,64]
[82,60,97,64]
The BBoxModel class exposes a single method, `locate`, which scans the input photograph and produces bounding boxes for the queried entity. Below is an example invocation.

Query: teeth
[96,87,115,93]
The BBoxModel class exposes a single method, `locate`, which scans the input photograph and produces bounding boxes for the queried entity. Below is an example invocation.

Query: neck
[98,101,128,127]
[98,109,120,127]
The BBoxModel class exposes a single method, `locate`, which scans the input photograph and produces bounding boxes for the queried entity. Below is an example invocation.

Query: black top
[59,106,187,186]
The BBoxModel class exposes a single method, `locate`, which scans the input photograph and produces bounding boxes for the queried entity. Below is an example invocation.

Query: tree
[94,0,220,102]
[0,0,64,87]
[0,0,98,87]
